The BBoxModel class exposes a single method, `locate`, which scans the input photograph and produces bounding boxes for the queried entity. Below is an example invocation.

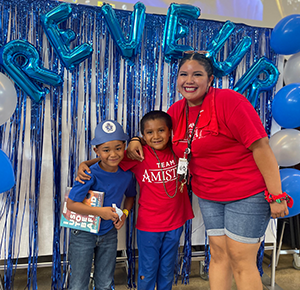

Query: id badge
[177,158,188,175]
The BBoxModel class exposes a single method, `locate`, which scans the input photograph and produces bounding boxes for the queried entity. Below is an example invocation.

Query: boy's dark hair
[140,110,172,135]
[178,52,214,78]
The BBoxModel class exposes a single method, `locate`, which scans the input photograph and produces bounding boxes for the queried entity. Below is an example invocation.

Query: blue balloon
[102,2,146,59]
[0,149,15,193]
[40,3,93,70]
[270,14,300,55]
[234,57,279,108]
[272,83,300,128]
[0,40,63,103]
[206,21,252,77]
[162,3,200,62]
[279,168,300,218]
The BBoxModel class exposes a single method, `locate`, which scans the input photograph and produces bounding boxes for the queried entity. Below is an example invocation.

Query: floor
[7,244,300,290]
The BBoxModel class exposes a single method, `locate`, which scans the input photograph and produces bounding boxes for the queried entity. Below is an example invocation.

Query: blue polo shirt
[68,162,137,235]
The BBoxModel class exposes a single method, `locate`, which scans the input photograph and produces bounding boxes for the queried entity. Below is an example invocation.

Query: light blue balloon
[206,21,251,77]
[234,57,279,108]
[270,14,300,55]
[162,3,200,62]
[0,40,63,102]
[0,149,15,193]
[272,83,300,128]
[41,3,93,70]
[279,168,300,218]
[102,2,146,59]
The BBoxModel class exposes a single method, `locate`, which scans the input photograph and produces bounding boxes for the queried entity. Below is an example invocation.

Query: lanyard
[178,104,203,184]
[185,103,203,161]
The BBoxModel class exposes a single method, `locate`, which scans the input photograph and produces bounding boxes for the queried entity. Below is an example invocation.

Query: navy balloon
[270,14,300,55]
[272,83,300,128]
[280,168,300,218]
[0,149,15,193]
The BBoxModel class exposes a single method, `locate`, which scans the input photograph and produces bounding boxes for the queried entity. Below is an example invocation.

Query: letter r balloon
[0,40,63,103]
[233,57,279,108]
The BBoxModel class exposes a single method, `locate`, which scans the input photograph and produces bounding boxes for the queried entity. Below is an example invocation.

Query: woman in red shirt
[127,52,289,290]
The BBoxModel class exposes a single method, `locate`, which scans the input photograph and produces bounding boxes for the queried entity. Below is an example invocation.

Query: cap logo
[102,121,116,134]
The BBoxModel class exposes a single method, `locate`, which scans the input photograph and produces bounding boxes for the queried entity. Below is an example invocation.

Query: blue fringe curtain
[0,0,278,289]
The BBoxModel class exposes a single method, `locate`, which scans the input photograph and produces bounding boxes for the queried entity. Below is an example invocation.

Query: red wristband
[264,190,294,208]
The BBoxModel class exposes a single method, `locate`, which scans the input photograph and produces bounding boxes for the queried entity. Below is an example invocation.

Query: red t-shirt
[168,87,267,201]
[120,145,194,232]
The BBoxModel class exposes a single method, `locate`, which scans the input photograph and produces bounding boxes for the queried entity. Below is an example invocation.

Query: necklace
[152,146,178,198]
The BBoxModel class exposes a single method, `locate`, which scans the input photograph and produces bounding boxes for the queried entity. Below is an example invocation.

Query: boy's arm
[76,158,101,183]
[67,198,119,222]
[114,196,135,230]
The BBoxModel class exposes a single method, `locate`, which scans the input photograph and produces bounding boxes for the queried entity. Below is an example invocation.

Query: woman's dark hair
[140,110,172,135]
[178,53,214,78]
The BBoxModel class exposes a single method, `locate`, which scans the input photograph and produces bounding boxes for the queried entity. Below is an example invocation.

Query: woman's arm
[248,137,289,218]
[66,198,119,222]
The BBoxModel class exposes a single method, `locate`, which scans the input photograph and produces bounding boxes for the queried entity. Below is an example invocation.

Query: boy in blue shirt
[67,120,137,290]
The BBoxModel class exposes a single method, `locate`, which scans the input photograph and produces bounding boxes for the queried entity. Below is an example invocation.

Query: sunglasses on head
[182,50,208,57]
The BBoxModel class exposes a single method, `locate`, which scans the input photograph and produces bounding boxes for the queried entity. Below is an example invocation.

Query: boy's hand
[114,214,126,230]
[126,140,144,161]
[98,207,119,222]
[75,162,92,184]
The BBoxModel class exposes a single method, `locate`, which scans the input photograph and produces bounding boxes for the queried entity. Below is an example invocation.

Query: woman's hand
[270,200,289,219]
[250,137,289,218]
[126,139,144,161]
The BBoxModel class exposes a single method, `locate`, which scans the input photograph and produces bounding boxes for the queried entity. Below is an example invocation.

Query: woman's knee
[209,236,230,263]
[227,239,260,270]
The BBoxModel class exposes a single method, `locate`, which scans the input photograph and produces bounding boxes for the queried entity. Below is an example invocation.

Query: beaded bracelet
[128,136,142,144]
[264,190,294,208]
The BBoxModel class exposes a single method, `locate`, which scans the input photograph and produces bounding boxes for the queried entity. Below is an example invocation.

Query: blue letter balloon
[206,21,251,77]
[272,83,300,128]
[234,57,279,108]
[163,3,200,62]
[102,2,146,59]
[270,14,300,55]
[280,168,300,218]
[0,149,15,193]
[41,3,93,70]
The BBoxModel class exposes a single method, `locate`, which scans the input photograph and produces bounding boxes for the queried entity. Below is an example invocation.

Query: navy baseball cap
[91,120,129,146]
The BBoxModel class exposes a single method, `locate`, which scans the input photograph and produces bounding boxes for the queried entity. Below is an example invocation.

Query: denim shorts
[198,191,271,244]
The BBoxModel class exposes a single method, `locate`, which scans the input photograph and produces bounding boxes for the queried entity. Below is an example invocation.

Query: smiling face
[177,59,214,107]
[142,118,171,151]
[93,140,125,172]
